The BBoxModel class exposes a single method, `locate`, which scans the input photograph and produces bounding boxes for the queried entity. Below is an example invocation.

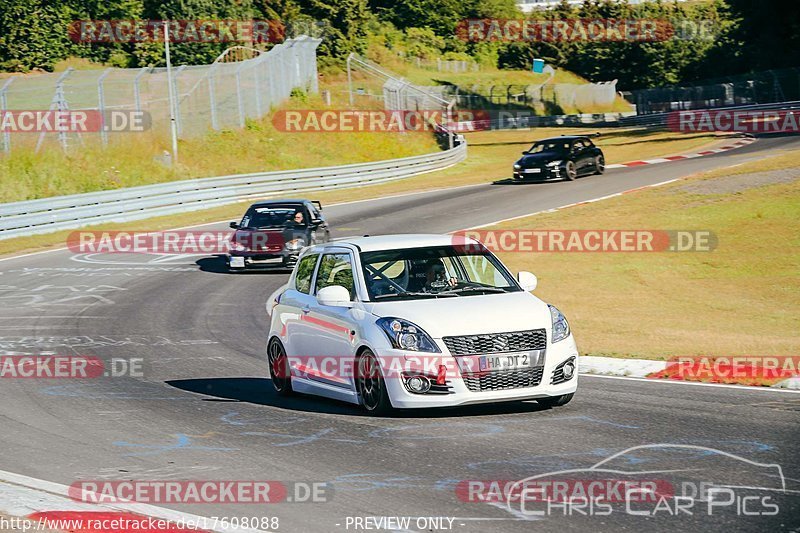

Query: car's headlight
[546,160,562,167]
[549,304,570,343]
[513,163,522,170]
[376,317,441,352]
[284,238,305,251]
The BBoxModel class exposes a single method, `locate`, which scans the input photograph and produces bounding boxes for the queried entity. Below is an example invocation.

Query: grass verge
[493,149,800,361]
[0,93,438,203]
[0,128,728,257]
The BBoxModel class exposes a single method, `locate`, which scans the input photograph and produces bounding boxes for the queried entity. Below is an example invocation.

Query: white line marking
[0,469,265,533]
[0,316,107,319]
[0,136,759,262]
[459,177,685,231]
[0,247,70,263]
[0,184,486,263]
[581,373,800,393]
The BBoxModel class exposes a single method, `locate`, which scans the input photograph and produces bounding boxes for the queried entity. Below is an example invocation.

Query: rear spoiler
[560,132,602,138]
[312,200,323,211]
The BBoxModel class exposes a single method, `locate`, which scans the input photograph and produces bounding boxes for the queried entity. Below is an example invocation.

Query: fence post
[208,63,219,130]
[172,65,186,136]
[347,53,354,106]
[308,40,320,93]
[36,67,73,153]
[0,78,14,155]
[236,61,247,127]
[133,67,148,113]
[97,68,112,146]
[253,59,262,117]
[265,51,275,111]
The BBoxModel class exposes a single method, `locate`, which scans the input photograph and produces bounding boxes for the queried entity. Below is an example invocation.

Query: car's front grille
[462,366,544,392]
[443,329,547,356]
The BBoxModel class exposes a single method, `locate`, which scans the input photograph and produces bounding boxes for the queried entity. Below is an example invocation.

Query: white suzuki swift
[266,234,578,414]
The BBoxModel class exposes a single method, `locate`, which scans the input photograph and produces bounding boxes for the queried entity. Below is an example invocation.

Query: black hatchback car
[513,135,605,181]
[226,199,330,272]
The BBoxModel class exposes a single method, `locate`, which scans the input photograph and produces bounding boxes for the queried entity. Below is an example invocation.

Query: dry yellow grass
[494,149,800,360]
[0,128,727,257]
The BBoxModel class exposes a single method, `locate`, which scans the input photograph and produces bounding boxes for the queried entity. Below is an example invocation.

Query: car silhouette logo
[493,336,508,351]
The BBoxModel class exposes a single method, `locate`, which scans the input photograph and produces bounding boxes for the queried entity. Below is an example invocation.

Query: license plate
[229,256,245,268]
[479,352,533,371]
[524,168,541,173]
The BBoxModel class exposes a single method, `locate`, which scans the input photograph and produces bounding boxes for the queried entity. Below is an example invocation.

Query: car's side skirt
[291,377,361,405]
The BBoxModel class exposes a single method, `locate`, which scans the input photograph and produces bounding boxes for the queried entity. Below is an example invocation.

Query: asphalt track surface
[0,134,799,532]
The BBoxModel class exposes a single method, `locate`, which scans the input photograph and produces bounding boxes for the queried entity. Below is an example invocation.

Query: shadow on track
[196,256,291,275]
[166,377,553,419]
[491,178,561,185]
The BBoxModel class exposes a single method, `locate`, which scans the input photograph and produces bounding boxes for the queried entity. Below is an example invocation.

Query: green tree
[0,0,76,71]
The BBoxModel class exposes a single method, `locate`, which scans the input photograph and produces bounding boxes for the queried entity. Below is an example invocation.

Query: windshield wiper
[372,291,459,300]
[441,286,508,294]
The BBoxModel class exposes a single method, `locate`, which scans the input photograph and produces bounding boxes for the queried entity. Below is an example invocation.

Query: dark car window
[315,253,356,300]
[530,141,570,154]
[307,203,322,222]
[294,254,319,294]
[241,207,296,228]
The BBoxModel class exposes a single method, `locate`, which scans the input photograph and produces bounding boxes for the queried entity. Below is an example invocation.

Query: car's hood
[517,153,564,166]
[231,228,286,251]
[362,291,551,338]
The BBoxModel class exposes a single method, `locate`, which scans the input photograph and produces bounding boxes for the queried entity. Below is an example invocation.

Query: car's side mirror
[229,222,239,229]
[517,271,537,291]
[311,218,324,226]
[521,151,529,155]
[317,285,353,307]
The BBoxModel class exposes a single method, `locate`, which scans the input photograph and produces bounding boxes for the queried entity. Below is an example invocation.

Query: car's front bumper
[227,250,299,269]
[379,336,579,409]
[513,166,563,181]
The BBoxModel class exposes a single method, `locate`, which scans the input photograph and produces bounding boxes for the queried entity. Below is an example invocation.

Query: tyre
[267,338,293,395]
[564,161,577,181]
[356,349,393,415]
[537,393,574,408]
[594,155,605,175]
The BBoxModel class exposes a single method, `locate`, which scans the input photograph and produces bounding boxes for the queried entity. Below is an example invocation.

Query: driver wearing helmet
[424,258,457,291]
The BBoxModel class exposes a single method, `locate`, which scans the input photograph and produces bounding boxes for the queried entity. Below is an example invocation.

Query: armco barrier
[454,100,800,131]
[0,141,467,240]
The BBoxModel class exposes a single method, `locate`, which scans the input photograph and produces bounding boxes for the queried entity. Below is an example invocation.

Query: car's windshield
[240,207,301,228]
[360,245,520,300]
[529,140,571,154]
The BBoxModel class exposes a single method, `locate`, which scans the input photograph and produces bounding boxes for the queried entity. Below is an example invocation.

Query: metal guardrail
[452,100,800,132]
[0,141,467,240]
[453,112,636,132]
[618,100,800,128]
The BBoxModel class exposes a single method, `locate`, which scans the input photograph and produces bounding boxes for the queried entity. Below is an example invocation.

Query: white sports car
[265,234,578,414]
